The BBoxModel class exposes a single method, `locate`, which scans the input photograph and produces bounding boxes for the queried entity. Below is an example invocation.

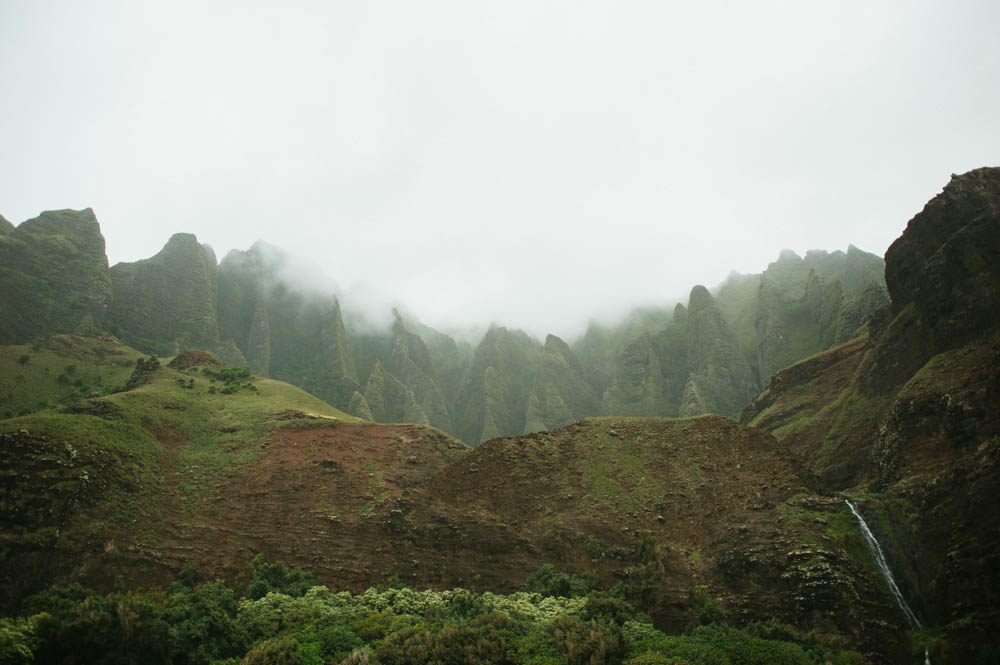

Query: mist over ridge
[141,227,886,344]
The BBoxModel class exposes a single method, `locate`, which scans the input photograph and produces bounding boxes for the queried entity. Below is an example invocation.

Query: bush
[247,555,317,600]
[521,564,598,598]
[241,635,303,665]
[549,616,626,665]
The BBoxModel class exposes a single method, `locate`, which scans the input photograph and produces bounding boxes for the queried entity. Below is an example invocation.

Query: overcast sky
[2,1,998,339]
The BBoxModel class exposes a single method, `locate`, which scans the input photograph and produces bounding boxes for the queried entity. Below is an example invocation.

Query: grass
[575,420,666,514]
[0,336,142,419]
[777,499,877,577]
[1,335,361,519]
[0,411,165,549]
[114,363,358,511]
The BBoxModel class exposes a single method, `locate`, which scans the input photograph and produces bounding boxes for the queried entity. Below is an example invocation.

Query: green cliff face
[384,313,453,432]
[363,359,426,424]
[601,328,679,417]
[522,334,600,434]
[603,286,757,420]
[3,209,888,445]
[109,233,220,355]
[347,389,374,420]
[747,247,888,383]
[0,209,111,344]
[681,285,759,418]
[215,244,361,410]
[455,326,541,444]
[573,305,674,397]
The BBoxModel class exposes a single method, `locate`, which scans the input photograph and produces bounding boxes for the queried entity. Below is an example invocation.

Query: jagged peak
[164,232,200,246]
[672,302,688,323]
[391,308,407,333]
[543,333,568,353]
[18,208,102,237]
[777,248,802,262]
[369,358,387,376]
[686,284,718,313]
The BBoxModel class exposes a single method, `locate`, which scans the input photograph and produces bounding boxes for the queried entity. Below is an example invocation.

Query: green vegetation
[116,360,355,511]
[0,336,141,419]
[0,336,358,533]
[0,209,112,345]
[109,233,221,356]
[0,559,871,665]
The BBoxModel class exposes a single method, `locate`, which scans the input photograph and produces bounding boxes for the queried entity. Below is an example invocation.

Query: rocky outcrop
[862,167,1000,393]
[245,302,271,376]
[682,285,759,417]
[124,356,160,390]
[603,286,757,420]
[522,334,600,434]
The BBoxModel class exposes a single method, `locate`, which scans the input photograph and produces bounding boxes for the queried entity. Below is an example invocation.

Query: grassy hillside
[0,336,473,611]
[0,337,924,662]
[0,335,142,419]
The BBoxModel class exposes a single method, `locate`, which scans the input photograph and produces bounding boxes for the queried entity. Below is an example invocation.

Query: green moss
[0,209,112,345]
[108,233,220,355]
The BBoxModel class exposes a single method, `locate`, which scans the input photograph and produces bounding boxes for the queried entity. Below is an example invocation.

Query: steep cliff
[0,209,111,344]
[743,167,1000,662]
[109,233,220,355]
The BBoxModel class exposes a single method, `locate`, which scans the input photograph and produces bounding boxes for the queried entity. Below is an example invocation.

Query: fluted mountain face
[215,243,362,410]
[573,305,674,395]
[680,285,759,417]
[599,248,886,421]
[109,233,220,355]
[0,208,111,344]
[602,287,756,419]
[748,247,888,381]
[454,326,541,443]
[372,313,452,432]
[4,208,887,444]
[522,334,600,434]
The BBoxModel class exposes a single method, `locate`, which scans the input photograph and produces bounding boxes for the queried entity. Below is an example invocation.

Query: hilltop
[0,335,468,611]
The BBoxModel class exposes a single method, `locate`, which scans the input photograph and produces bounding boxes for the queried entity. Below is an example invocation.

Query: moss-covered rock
[454,326,541,444]
[384,313,453,432]
[0,209,111,344]
[108,233,220,355]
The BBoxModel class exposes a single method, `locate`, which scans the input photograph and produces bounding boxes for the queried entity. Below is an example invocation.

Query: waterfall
[846,499,930,665]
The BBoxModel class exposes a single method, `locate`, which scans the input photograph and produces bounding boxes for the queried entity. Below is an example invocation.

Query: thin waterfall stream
[846,499,930,665]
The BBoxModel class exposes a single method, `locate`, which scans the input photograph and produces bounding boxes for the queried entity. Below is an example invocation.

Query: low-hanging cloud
[1,1,997,342]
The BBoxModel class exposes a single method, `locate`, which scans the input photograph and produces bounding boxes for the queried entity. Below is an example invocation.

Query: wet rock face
[884,168,1000,353]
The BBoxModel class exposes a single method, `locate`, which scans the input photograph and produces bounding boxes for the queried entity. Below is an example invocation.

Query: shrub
[549,616,626,665]
[241,635,303,665]
[247,555,316,600]
[521,564,598,598]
